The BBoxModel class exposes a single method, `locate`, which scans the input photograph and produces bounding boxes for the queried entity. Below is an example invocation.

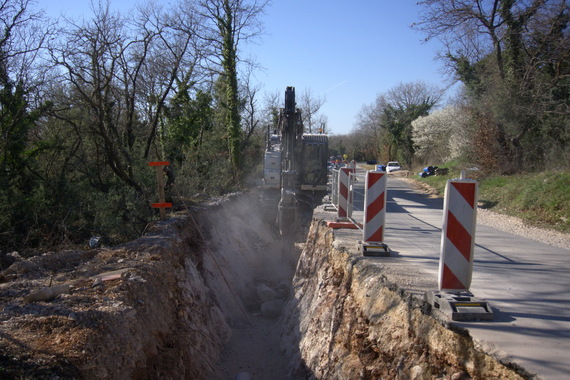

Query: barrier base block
[425,291,494,321]
[326,221,361,229]
[323,203,336,212]
[359,241,390,257]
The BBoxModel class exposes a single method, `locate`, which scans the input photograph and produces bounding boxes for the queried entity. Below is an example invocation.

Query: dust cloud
[194,191,303,378]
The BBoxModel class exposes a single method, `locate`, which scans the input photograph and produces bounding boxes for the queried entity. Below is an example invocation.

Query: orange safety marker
[148,161,170,167]
[326,221,362,229]
[149,161,170,220]
[151,203,173,208]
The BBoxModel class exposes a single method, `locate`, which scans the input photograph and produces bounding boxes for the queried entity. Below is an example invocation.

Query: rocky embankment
[281,207,532,379]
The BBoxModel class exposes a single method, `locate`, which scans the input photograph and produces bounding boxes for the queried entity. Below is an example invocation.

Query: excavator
[262,86,329,241]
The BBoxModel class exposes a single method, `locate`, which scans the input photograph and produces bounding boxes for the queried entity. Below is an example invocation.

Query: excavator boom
[263,86,329,239]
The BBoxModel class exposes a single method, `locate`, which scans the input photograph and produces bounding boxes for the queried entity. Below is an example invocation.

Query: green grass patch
[417,168,570,233]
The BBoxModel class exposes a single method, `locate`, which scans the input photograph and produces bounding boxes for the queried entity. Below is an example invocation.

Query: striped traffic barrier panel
[337,167,353,219]
[360,170,389,256]
[331,169,339,206]
[347,171,356,218]
[425,176,493,321]
[439,178,478,290]
[326,167,359,229]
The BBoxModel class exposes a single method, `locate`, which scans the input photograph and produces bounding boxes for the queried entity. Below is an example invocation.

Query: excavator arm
[277,87,303,237]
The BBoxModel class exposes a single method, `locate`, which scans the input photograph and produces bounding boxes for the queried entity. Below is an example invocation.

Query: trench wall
[280,210,530,380]
[0,210,229,379]
[0,193,274,379]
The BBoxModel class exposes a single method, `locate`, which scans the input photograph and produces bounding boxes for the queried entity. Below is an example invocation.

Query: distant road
[349,167,570,380]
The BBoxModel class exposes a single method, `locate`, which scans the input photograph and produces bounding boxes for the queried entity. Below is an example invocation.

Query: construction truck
[262,86,329,238]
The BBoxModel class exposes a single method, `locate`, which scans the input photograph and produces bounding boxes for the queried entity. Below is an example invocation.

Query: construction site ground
[1,172,569,379]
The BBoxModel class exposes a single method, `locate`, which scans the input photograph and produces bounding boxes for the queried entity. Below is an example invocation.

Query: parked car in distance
[386,161,401,172]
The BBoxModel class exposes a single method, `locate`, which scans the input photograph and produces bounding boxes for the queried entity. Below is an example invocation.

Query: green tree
[415,0,569,170]
[164,85,213,165]
[0,0,56,252]
[196,0,267,183]
[354,81,443,166]
[382,102,434,166]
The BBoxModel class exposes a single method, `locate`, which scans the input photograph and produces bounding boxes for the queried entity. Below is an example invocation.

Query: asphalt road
[347,167,570,380]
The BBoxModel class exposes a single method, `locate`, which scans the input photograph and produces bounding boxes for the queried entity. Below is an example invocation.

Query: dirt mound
[0,212,230,379]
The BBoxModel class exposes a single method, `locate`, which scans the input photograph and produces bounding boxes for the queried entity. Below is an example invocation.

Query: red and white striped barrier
[347,172,357,218]
[360,170,389,256]
[428,176,492,320]
[363,171,387,242]
[337,167,354,219]
[438,179,478,291]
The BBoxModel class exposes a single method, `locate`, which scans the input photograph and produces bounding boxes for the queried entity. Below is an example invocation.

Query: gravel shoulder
[476,207,570,250]
[400,177,570,251]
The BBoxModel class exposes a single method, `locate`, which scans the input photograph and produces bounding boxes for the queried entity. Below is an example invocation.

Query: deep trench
[186,192,529,380]
[199,191,314,379]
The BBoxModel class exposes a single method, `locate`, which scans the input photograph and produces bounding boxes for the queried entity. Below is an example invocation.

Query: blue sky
[247,1,456,135]
[35,0,456,135]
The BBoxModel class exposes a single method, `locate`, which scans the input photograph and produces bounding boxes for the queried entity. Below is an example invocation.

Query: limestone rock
[260,299,284,319]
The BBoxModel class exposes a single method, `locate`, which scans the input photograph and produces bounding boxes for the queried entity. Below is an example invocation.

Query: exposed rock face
[281,218,528,380]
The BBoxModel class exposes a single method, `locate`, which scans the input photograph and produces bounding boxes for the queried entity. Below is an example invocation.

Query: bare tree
[353,99,387,161]
[315,113,328,134]
[240,66,261,143]
[0,0,53,84]
[414,0,509,77]
[299,88,325,133]
[49,0,197,192]
[135,3,203,159]
[386,81,444,110]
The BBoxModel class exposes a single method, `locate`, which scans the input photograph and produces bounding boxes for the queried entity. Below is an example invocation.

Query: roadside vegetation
[416,163,570,234]
[0,0,567,258]
[0,0,274,255]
